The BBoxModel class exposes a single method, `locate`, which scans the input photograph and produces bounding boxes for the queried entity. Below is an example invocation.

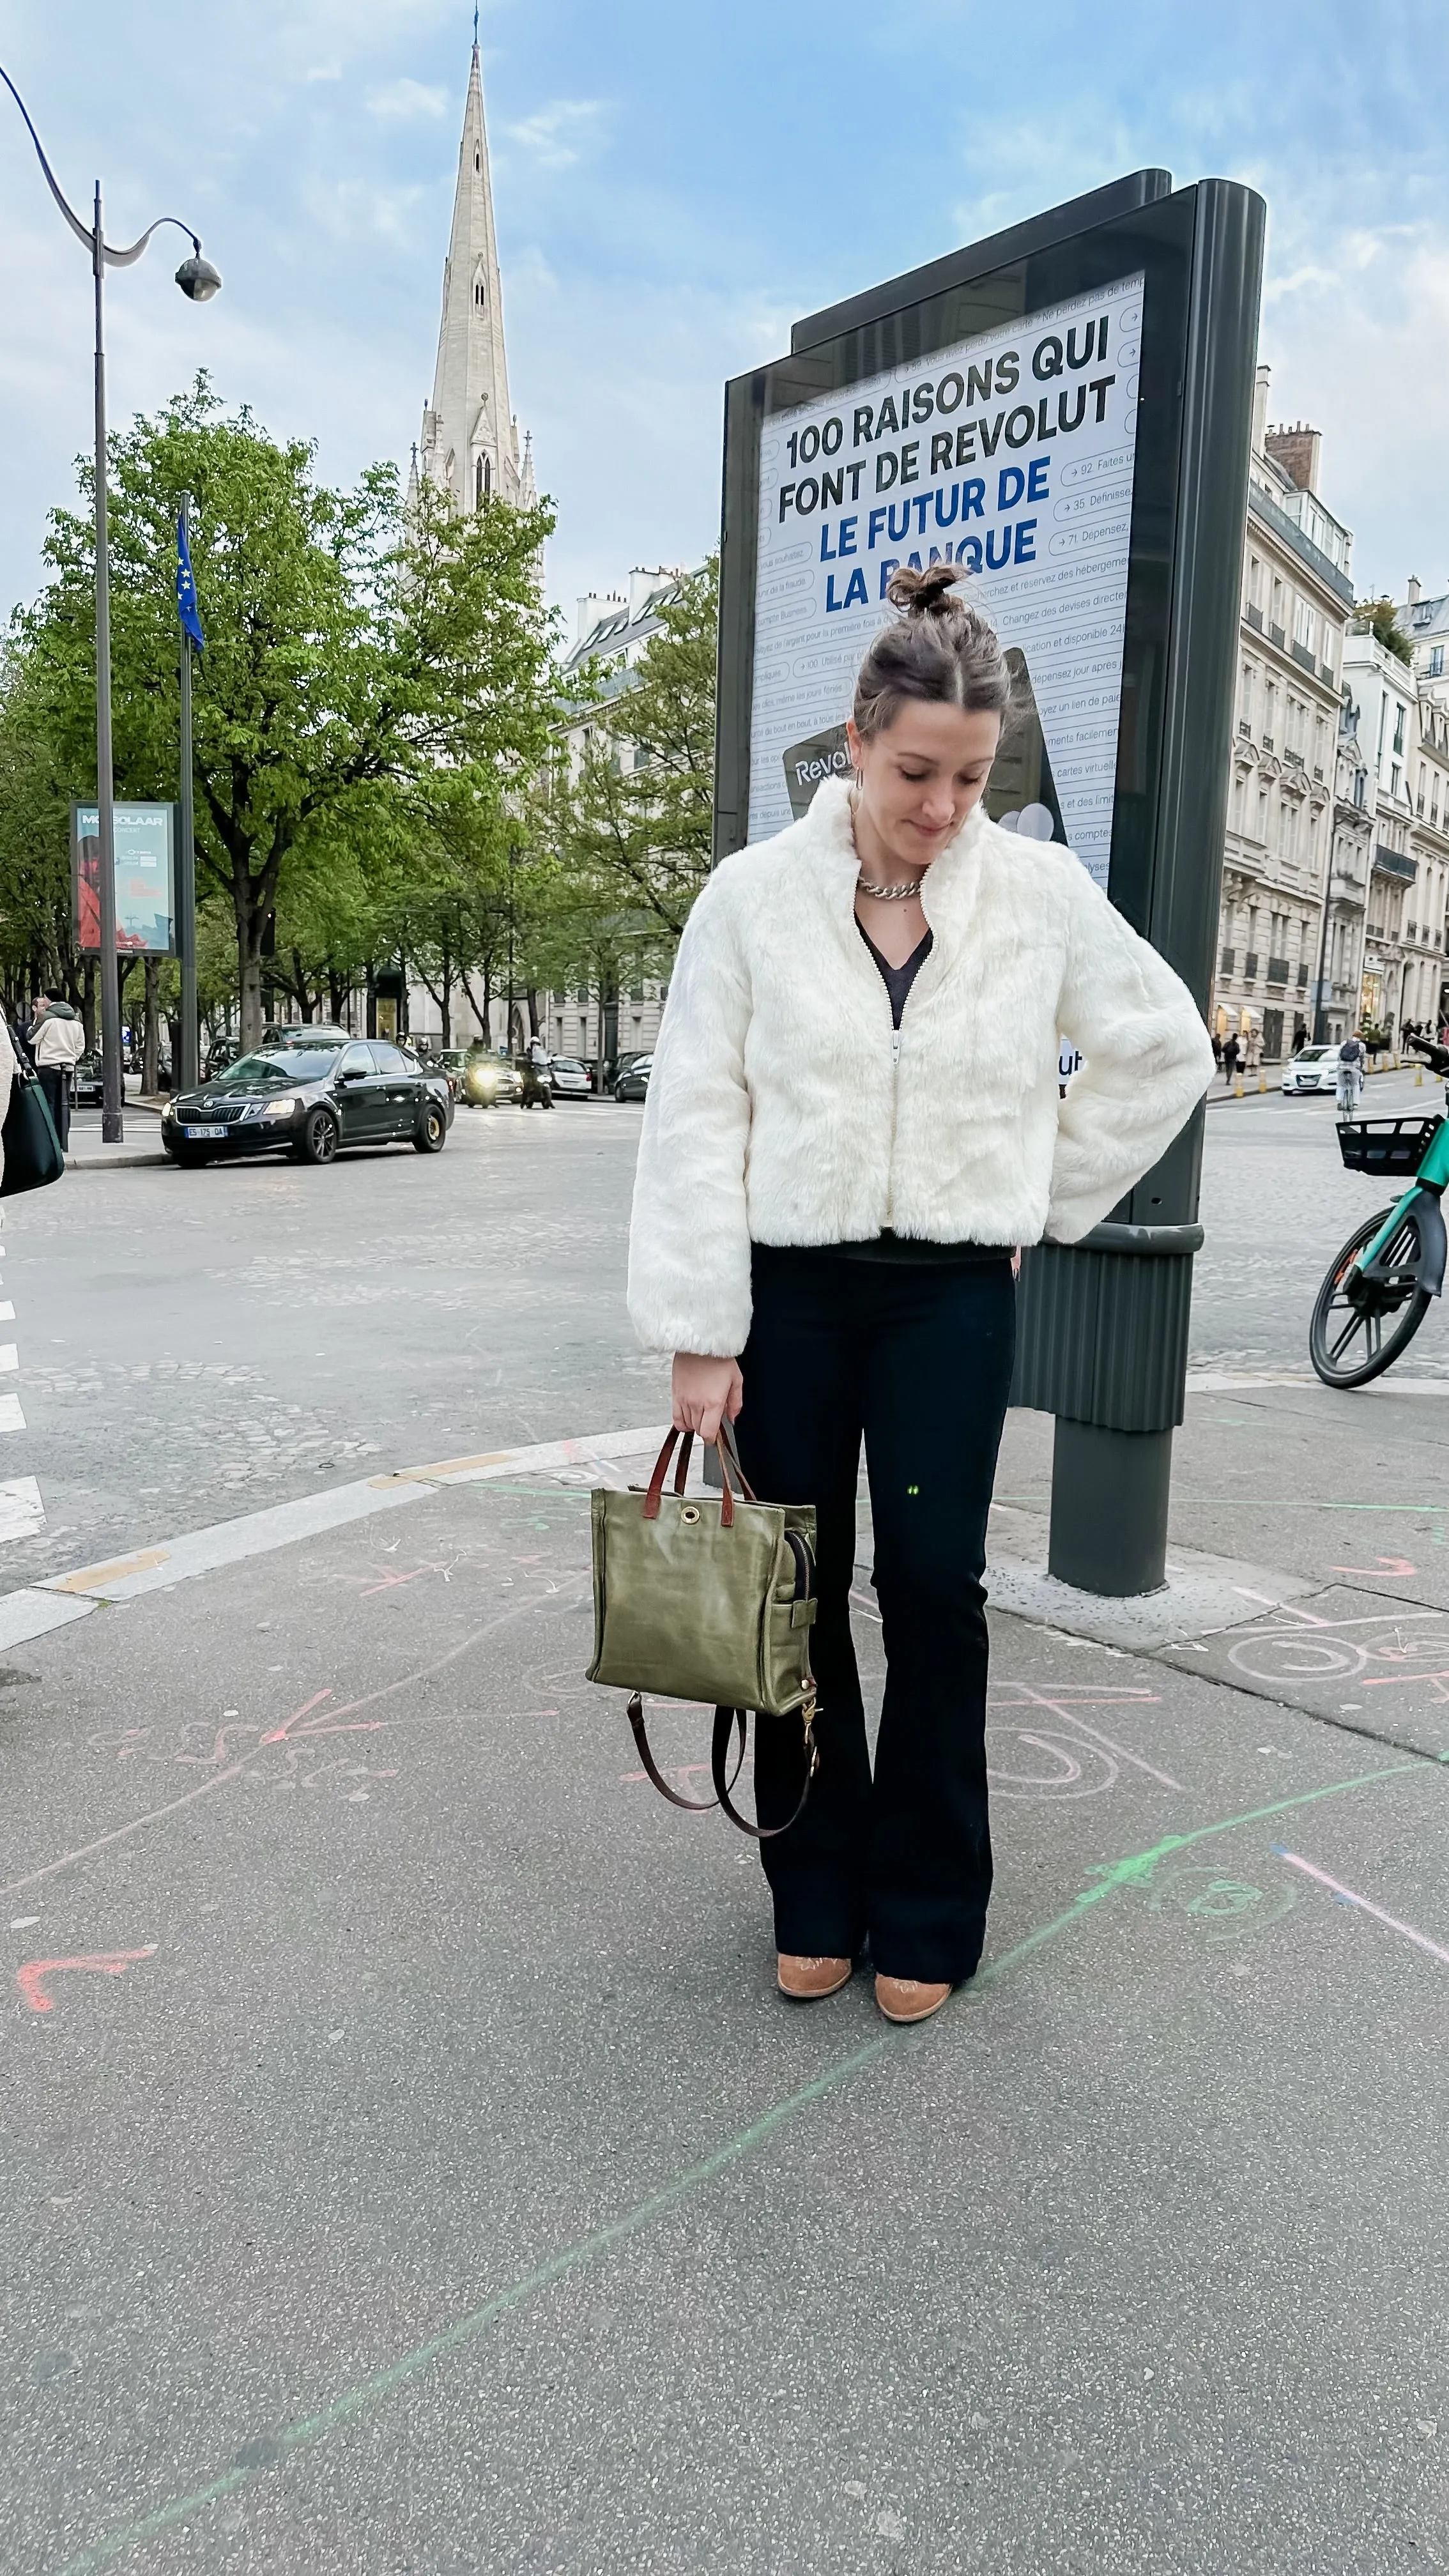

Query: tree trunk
[526,988,540,1040]
[239,949,264,1054]
[441,944,452,1048]
[82,961,96,1051]
[142,957,160,1094]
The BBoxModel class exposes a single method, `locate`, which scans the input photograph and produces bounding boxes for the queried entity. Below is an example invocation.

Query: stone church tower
[411,41,535,516]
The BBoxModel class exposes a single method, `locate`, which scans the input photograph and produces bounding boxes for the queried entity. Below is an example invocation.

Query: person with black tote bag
[628,567,1213,2023]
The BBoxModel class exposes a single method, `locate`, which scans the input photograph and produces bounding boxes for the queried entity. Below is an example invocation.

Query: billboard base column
[1047,1420,1173,1598]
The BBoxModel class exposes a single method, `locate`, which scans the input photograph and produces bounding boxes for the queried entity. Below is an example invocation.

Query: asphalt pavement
[3,1076,1448,2573]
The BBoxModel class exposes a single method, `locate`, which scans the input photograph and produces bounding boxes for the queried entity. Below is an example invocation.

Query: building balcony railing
[1284,747,1303,768]
[1291,638,1316,672]
[1245,602,1264,632]
[1247,482,1357,608]
[1373,845,1418,884]
[1269,621,1286,650]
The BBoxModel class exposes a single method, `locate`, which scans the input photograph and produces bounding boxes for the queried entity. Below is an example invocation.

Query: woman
[627,566,1213,2024]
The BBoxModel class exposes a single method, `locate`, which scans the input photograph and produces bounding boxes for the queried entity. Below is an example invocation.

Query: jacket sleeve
[1046,862,1216,1244]
[627,877,753,1355]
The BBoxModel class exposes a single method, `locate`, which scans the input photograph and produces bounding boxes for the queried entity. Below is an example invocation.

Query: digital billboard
[751,274,1143,884]
[72,802,177,955]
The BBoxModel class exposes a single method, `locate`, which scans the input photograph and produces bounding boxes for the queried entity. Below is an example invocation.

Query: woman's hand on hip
[671,1352,743,1443]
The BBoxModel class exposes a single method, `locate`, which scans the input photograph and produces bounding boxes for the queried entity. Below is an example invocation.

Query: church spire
[418,40,528,513]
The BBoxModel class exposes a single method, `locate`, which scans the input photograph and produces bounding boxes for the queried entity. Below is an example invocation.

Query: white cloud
[503,100,606,171]
[366,78,449,123]
[299,174,433,247]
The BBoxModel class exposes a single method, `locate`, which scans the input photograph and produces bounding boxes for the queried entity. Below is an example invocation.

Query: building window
[475,280,485,307]
[1430,645,1445,678]
[1394,705,1406,755]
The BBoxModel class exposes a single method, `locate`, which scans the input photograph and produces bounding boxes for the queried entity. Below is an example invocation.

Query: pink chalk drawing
[18,1945,157,2014]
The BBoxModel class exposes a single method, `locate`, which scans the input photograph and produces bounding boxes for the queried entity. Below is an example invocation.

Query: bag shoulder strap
[626,1692,743,1813]
[710,1700,818,1840]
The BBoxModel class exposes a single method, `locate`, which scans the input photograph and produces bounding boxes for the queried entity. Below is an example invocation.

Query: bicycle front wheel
[1309,1204,1433,1388]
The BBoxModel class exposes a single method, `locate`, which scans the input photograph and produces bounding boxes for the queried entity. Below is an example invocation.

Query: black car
[162,1038,453,1169]
[613,1054,652,1102]
[73,1052,103,1107]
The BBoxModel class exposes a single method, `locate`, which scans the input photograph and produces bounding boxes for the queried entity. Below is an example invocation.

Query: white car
[1281,1043,1344,1095]
[547,1055,593,1099]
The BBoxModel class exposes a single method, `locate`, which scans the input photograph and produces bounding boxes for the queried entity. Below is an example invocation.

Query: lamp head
[175,241,222,303]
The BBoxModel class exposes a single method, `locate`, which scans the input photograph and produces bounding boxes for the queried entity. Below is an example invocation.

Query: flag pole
[177,491,199,1091]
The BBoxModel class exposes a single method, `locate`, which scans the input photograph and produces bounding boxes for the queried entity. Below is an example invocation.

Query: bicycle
[1308,1036,1449,1388]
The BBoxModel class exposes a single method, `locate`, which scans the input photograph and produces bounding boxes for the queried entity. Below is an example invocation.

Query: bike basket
[1335,1116,1443,1176]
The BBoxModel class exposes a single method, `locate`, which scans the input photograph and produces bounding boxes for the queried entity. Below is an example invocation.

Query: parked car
[548,1055,593,1100]
[613,1054,653,1103]
[1281,1043,1343,1096]
[162,1036,453,1168]
[73,1052,103,1107]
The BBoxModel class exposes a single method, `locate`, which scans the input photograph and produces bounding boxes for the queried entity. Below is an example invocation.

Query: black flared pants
[734,1246,1016,1983]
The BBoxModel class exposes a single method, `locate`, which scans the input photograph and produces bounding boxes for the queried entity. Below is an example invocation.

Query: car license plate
[185,1124,226,1139]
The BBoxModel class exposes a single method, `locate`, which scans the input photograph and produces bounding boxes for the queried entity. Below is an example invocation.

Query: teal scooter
[1309,1036,1449,1388]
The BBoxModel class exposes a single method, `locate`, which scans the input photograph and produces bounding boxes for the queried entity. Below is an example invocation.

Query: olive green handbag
[587,1423,819,1836]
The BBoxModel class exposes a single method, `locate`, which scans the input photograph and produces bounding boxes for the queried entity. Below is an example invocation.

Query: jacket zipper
[885,1023,902,1223]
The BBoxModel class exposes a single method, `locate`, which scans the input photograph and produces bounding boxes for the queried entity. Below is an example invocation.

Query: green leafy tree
[561,556,717,937]
[0,647,82,1016]
[1358,597,1412,666]
[20,376,558,1048]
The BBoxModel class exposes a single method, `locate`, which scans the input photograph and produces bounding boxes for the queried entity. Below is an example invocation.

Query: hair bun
[885,562,966,619]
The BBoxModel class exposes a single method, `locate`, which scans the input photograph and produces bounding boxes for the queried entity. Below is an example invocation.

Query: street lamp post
[507,842,519,1055]
[0,65,219,1144]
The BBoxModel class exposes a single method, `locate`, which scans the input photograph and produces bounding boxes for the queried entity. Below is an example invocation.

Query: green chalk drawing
[54,1751,1429,2576]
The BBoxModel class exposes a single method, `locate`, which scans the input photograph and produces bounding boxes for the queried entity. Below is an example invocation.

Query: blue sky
[0,0,1445,644]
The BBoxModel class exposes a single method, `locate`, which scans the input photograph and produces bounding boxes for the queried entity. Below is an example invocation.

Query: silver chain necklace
[857,877,924,901]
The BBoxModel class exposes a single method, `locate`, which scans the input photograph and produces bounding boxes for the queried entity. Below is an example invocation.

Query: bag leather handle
[642,1426,736,1527]
[710,1702,818,1839]
[626,1692,744,1813]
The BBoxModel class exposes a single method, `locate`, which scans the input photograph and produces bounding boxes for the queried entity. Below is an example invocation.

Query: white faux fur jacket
[627,776,1215,1356]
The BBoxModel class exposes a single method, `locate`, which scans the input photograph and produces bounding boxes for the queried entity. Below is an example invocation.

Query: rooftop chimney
[576,590,623,645]
[1408,575,1422,610]
[628,565,680,622]
[1264,420,1322,494]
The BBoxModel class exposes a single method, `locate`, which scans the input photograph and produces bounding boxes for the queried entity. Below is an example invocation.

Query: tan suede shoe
[875,1974,952,2024]
[777,1954,852,2001]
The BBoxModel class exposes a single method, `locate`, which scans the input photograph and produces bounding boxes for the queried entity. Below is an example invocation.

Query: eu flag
[176,515,204,650]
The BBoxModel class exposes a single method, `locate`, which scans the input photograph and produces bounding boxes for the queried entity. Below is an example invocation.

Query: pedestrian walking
[628,565,1213,2024]
[1222,1031,1240,1085]
[1243,1023,1261,1076]
[1292,1017,1308,1055]
[1211,1027,1222,1075]
[1336,1028,1366,1117]
[29,995,84,1151]
[0,1006,17,1188]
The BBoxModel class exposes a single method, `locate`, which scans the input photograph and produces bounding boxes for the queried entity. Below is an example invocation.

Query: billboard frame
[714,171,1266,1595]
[71,798,178,959]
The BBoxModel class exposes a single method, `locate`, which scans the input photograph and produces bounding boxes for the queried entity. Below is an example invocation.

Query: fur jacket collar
[627,777,1214,1356]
